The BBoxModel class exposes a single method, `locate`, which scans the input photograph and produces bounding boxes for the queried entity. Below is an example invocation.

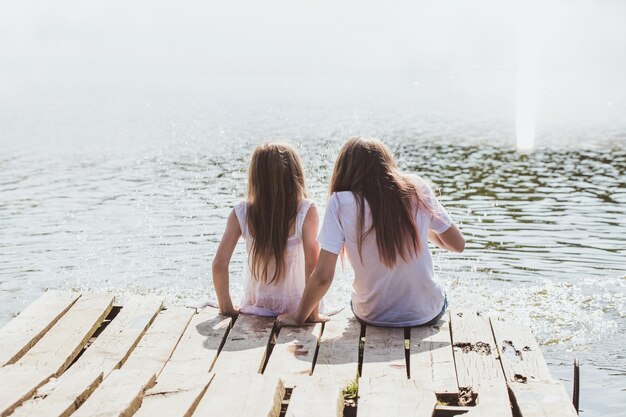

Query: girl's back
[235,199,315,316]
[319,175,450,326]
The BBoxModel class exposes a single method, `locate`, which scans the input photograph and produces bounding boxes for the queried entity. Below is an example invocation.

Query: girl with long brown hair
[212,143,321,317]
[279,136,465,327]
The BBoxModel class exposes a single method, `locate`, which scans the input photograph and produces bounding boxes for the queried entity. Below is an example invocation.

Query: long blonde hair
[330,136,423,267]
[247,143,307,284]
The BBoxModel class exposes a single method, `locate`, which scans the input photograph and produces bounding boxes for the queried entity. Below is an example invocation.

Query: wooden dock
[0,291,578,417]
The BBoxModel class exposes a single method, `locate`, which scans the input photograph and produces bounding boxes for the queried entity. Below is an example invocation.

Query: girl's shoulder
[233,200,250,234]
[297,198,318,217]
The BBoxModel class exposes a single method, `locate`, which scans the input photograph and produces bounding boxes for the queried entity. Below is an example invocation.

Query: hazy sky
[1,0,624,131]
[1,0,624,75]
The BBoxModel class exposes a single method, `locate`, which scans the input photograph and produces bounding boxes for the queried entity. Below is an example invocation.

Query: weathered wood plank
[0,291,80,366]
[71,369,156,417]
[0,294,113,415]
[0,365,50,417]
[490,318,552,383]
[123,306,195,375]
[133,373,214,417]
[211,313,275,374]
[11,296,162,416]
[313,309,361,383]
[263,323,322,387]
[358,375,437,417]
[508,381,578,417]
[71,296,163,376]
[361,324,407,378]
[450,311,511,417]
[285,376,344,417]
[463,383,513,417]
[491,317,576,416]
[132,308,230,416]
[192,374,284,417]
[15,293,114,376]
[410,311,458,395]
[9,369,103,417]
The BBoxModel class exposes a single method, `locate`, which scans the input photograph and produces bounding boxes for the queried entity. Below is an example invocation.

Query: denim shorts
[350,295,448,327]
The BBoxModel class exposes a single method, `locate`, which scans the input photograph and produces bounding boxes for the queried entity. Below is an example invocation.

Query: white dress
[234,199,315,316]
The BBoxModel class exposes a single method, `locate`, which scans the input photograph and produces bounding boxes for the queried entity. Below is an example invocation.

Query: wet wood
[450,311,512,417]
[192,374,284,417]
[132,309,230,416]
[508,381,578,417]
[211,313,275,374]
[409,312,458,395]
[490,318,552,383]
[362,325,407,378]
[15,293,114,376]
[263,323,322,387]
[312,309,361,383]
[71,368,156,417]
[491,316,576,417]
[358,375,437,417]
[0,291,80,366]
[10,369,103,417]
[123,306,195,375]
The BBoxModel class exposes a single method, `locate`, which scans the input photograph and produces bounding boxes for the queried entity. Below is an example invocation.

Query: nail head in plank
[192,373,284,417]
[211,314,275,374]
[410,312,458,395]
[9,369,103,417]
[0,291,80,366]
[358,375,437,417]
[490,318,552,383]
[362,325,407,378]
[15,293,114,376]
[313,308,361,382]
[71,368,156,417]
[263,323,322,387]
[133,372,214,417]
[123,306,196,376]
[285,376,344,417]
[508,381,578,417]
[0,365,51,417]
[71,296,163,376]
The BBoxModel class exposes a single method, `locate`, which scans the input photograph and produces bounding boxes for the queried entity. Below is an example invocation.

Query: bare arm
[211,209,242,316]
[428,224,465,253]
[301,204,321,320]
[278,249,338,326]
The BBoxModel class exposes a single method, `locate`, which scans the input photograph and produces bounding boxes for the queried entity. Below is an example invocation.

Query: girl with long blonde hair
[279,137,465,327]
[212,143,321,317]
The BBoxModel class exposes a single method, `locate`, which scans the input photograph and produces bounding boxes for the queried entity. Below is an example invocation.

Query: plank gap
[404,327,411,379]
[259,321,281,374]
[357,322,366,377]
[309,321,324,374]
[278,387,293,417]
[67,305,122,368]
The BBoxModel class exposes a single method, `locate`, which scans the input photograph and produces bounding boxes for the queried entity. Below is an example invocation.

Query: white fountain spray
[515,6,540,152]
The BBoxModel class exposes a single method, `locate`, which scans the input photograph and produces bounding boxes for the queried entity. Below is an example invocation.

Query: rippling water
[1,86,625,415]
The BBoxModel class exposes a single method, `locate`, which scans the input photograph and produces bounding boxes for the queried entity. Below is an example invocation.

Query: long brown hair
[247,143,307,284]
[330,136,423,267]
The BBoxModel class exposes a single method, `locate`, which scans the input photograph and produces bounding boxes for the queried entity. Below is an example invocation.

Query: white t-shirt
[317,175,453,326]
